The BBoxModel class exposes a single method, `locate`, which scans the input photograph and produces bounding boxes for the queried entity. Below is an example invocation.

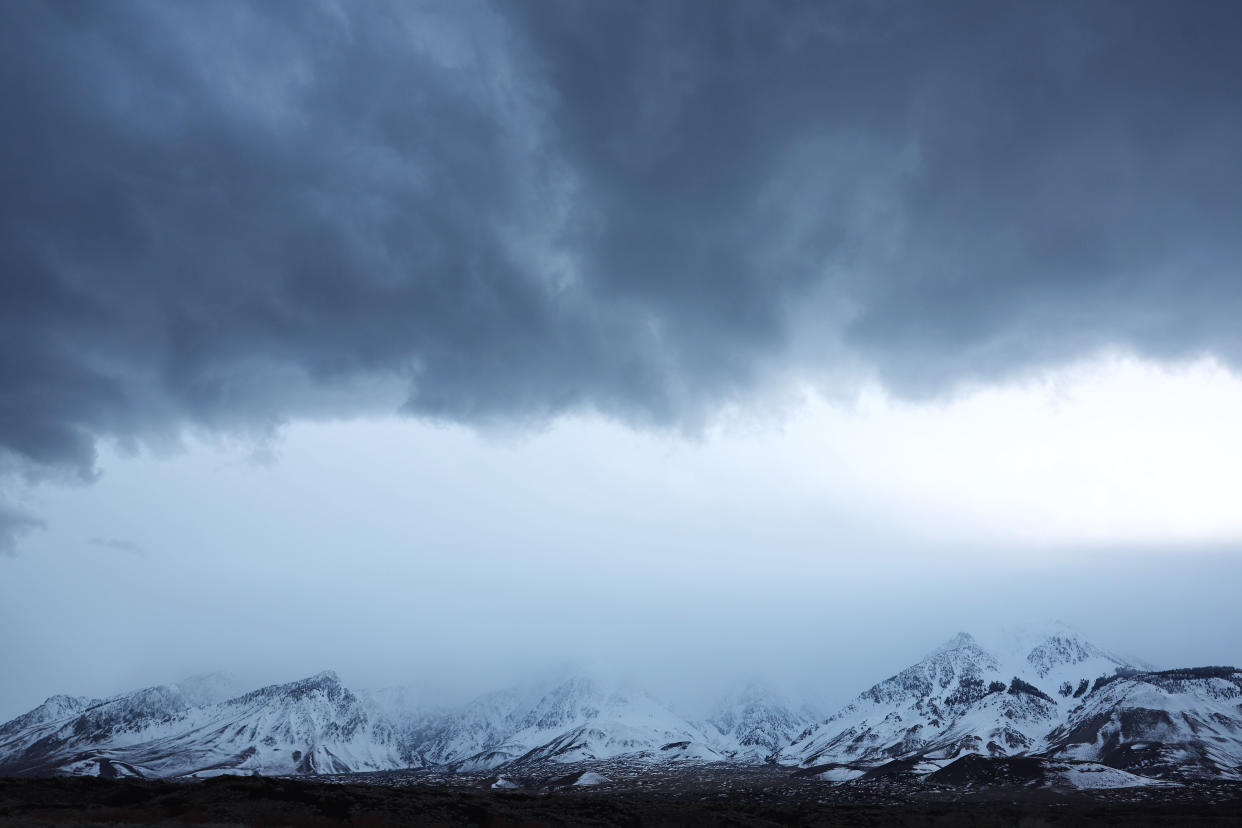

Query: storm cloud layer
[3,0,1242,547]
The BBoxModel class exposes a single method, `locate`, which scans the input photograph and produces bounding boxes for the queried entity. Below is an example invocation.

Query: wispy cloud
[88,537,146,557]
[0,504,44,557]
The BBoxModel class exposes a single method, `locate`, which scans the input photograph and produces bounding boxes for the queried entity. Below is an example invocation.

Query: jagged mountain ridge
[782,627,1137,767]
[781,626,1242,782]
[2,627,1238,783]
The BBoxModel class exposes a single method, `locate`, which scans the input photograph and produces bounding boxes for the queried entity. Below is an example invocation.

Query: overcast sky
[3,0,1242,721]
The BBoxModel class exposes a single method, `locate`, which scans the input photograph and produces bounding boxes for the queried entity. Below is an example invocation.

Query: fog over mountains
[3,625,1238,787]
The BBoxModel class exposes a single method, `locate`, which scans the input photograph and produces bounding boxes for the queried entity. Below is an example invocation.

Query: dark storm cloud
[3,0,1242,502]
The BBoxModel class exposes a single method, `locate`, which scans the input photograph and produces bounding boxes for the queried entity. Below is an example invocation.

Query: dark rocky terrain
[2,762,1241,827]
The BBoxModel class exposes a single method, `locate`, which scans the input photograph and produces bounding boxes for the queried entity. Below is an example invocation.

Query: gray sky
[2,0,1242,720]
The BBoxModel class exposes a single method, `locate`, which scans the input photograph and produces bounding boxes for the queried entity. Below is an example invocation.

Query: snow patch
[574,771,610,786]
[1048,762,1175,790]
[816,767,865,782]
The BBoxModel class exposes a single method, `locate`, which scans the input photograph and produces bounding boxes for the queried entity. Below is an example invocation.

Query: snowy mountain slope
[0,672,244,776]
[0,694,100,768]
[397,681,551,769]
[0,671,403,778]
[781,627,1140,768]
[501,676,721,767]
[405,674,721,771]
[701,682,812,762]
[1044,666,1242,780]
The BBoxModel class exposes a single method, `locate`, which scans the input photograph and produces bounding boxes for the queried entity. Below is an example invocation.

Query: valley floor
[2,770,1242,827]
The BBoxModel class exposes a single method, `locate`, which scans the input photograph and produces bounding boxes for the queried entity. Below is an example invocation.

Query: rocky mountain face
[781,626,1242,784]
[1,627,1238,785]
[1045,666,1242,780]
[781,626,1136,768]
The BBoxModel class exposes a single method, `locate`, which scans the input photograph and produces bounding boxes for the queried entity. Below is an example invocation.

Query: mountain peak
[1024,632,1129,677]
[982,621,1085,655]
[288,670,345,693]
[175,672,244,706]
[308,669,341,684]
[943,631,978,650]
[42,693,88,709]
[231,670,349,707]
[968,622,1134,677]
[0,694,93,736]
[925,631,988,661]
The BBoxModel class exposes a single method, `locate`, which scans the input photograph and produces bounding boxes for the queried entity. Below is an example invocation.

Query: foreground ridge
[3,772,1242,828]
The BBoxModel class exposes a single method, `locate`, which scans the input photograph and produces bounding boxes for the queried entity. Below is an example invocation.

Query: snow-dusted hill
[1,625,1238,785]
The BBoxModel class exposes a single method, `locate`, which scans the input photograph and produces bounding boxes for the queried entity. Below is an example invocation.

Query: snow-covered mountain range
[0,671,402,778]
[2,625,1238,784]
